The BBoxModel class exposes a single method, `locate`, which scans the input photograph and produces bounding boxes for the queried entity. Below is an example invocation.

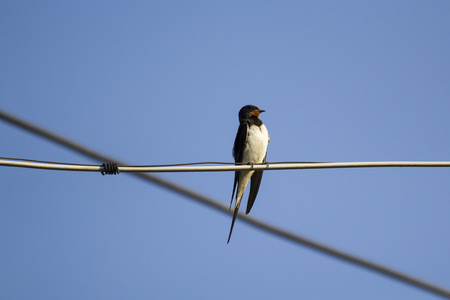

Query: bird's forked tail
[227,198,241,244]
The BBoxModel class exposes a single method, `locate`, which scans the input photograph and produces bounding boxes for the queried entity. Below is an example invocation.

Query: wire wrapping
[101,162,120,175]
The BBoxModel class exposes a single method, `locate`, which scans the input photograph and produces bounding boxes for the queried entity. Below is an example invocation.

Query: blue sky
[1,1,450,299]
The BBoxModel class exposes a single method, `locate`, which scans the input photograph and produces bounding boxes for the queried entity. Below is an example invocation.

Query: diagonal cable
[1,109,449,299]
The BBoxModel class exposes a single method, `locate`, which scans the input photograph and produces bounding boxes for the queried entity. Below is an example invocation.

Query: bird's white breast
[242,124,269,164]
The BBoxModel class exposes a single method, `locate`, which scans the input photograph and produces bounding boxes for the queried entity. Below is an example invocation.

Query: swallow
[227,105,270,243]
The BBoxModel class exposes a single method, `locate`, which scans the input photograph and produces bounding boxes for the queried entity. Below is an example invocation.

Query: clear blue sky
[1,1,450,299]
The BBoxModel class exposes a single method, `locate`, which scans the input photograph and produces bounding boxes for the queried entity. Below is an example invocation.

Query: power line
[1,157,450,173]
[1,109,449,299]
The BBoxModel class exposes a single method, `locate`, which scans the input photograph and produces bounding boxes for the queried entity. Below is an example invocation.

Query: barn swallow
[227,105,270,243]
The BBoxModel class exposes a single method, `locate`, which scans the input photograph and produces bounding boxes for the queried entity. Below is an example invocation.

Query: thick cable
[1,109,449,299]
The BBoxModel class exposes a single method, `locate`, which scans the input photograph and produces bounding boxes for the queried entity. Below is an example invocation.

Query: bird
[228,105,270,243]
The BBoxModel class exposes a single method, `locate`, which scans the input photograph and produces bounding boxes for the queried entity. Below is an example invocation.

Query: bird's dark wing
[233,123,248,162]
[246,153,266,214]
[230,123,248,209]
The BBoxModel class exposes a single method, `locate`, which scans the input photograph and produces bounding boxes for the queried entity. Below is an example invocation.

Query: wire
[1,157,450,173]
[1,109,449,299]
[0,156,92,165]
[0,156,326,166]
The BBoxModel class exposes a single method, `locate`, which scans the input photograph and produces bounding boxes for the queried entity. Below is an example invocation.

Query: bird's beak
[259,109,265,113]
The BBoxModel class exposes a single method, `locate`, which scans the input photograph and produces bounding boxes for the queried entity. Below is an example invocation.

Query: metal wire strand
[1,157,450,173]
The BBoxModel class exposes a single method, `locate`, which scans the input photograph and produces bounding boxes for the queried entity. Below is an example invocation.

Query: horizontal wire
[0,156,326,166]
[1,109,450,299]
[0,156,92,166]
[1,157,450,173]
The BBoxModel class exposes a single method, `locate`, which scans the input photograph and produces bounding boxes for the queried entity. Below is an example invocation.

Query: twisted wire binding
[101,162,120,175]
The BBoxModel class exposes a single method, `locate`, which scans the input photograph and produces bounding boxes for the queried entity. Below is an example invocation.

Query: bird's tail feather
[227,199,241,244]
[229,172,238,210]
[228,171,251,243]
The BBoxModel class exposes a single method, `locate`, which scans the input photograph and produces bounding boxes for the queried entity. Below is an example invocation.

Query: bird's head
[238,105,265,121]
